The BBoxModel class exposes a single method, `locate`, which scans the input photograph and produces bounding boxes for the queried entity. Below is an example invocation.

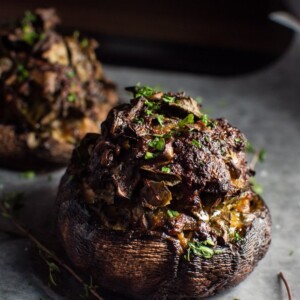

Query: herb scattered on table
[0,194,104,300]
[19,171,36,179]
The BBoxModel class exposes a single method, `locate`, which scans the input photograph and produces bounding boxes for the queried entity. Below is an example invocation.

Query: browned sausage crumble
[0,8,117,168]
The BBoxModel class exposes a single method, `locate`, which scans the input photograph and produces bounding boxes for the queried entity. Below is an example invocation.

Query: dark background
[0,0,294,75]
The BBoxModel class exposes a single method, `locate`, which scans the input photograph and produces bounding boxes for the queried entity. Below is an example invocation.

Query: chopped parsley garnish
[133,117,144,125]
[73,30,80,39]
[20,171,36,179]
[250,177,263,194]
[144,99,160,115]
[136,86,155,98]
[148,137,165,151]
[246,141,255,153]
[17,64,29,81]
[144,151,155,160]
[22,10,37,24]
[161,166,171,173]
[195,96,203,104]
[20,11,39,45]
[144,100,159,109]
[204,135,210,143]
[156,114,164,126]
[155,138,165,151]
[200,114,209,126]
[80,38,89,48]
[66,70,75,78]
[167,209,179,218]
[258,149,266,162]
[67,93,77,102]
[233,232,243,242]
[162,95,175,103]
[178,114,194,127]
[184,239,222,261]
[191,139,201,148]
[22,25,40,45]
[220,146,226,156]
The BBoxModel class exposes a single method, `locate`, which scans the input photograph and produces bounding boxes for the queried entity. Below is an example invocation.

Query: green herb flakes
[156,114,164,126]
[204,135,210,143]
[73,30,80,39]
[162,95,175,103]
[17,64,29,81]
[133,117,144,125]
[250,177,263,195]
[184,239,222,261]
[80,38,89,48]
[20,171,36,179]
[246,141,255,153]
[258,149,266,162]
[22,26,39,45]
[191,139,201,148]
[20,11,39,45]
[161,166,171,173]
[66,70,75,78]
[67,93,77,102]
[22,10,37,24]
[167,209,179,218]
[195,96,203,104]
[145,152,155,160]
[200,114,209,126]
[148,137,165,151]
[178,114,194,127]
[144,99,160,115]
[136,86,155,98]
[233,232,243,242]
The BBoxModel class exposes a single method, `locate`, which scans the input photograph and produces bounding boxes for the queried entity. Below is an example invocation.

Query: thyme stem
[278,272,293,300]
[0,202,103,300]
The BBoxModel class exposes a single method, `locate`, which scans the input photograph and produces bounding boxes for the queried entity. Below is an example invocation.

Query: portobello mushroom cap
[0,8,118,170]
[57,86,271,299]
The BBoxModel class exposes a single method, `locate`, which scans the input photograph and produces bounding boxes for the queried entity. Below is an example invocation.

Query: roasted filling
[71,86,259,254]
[0,8,117,149]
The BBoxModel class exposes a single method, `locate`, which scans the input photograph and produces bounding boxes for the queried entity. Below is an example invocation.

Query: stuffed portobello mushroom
[0,8,117,170]
[57,86,271,299]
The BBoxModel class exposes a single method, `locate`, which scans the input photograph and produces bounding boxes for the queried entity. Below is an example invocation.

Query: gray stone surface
[1,35,300,299]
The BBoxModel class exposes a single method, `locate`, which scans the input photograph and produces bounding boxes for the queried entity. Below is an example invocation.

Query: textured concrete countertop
[1,35,300,300]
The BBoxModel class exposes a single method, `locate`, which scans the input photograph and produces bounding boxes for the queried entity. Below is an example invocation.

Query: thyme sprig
[0,196,104,300]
